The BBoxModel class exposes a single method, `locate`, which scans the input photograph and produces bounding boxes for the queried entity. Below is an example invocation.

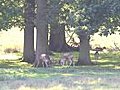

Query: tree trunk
[34,0,48,67]
[23,0,35,63]
[76,31,92,65]
[49,23,70,52]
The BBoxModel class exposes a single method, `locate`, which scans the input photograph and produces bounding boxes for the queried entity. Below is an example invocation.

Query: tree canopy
[0,0,24,31]
[0,0,120,34]
[60,0,120,36]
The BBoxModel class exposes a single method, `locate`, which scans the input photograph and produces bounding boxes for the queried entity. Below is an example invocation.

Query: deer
[59,53,74,66]
[93,47,106,64]
[33,54,52,67]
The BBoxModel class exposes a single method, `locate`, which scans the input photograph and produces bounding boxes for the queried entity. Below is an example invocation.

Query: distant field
[0,27,24,53]
[0,27,120,54]
[90,32,120,48]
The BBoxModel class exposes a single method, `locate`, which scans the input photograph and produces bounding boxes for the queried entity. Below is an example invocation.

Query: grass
[0,52,120,90]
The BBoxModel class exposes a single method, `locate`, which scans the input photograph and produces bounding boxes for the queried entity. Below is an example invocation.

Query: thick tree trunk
[34,0,48,67]
[49,23,70,52]
[76,31,92,65]
[23,0,35,63]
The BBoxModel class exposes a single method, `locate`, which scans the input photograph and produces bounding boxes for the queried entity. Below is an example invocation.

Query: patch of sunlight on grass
[74,81,81,84]
[114,66,120,69]
[98,59,109,63]
[42,84,65,90]
[95,88,105,90]
[18,84,65,90]
[18,86,38,90]
[38,74,51,78]
[88,78,102,85]
[61,73,74,76]
[102,64,115,67]
[0,53,20,60]
[100,64,115,69]
[54,66,70,69]
[74,78,102,85]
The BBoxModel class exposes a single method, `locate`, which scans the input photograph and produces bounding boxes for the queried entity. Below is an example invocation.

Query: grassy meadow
[0,28,120,90]
[0,52,120,90]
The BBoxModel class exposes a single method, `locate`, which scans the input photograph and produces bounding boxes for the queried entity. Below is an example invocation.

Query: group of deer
[33,53,74,67]
[33,47,106,67]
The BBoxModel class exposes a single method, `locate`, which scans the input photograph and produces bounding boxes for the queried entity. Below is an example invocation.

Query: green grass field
[0,52,120,90]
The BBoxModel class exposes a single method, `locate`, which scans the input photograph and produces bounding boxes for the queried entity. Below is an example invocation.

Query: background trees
[48,0,72,52]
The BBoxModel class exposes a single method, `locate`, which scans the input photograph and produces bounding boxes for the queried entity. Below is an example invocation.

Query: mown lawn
[0,52,120,90]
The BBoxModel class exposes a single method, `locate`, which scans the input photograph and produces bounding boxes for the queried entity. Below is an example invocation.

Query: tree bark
[23,0,35,63]
[34,0,48,67]
[49,23,70,52]
[76,31,92,65]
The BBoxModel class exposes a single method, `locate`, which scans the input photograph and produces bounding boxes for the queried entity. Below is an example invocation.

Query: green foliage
[0,0,119,35]
[0,0,25,31]
[47,0,119,37]
[61,0,120,35]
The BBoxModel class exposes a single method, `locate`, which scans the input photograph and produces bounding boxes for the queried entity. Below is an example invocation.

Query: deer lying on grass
[59,53,74,66]
[33,54,52,67]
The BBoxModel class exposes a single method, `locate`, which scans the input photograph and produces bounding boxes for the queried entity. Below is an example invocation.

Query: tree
[76,30,91,65]
[48,0,69,52]
[49,23,70,52]
[48,0,78,52]
[0,0,36,63]
[0,0,24,30]
[23,0,35,63]
[34,0,48,67]
[63,0,120,65]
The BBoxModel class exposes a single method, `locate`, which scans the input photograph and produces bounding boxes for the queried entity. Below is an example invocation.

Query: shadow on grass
[0,59,31,68]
